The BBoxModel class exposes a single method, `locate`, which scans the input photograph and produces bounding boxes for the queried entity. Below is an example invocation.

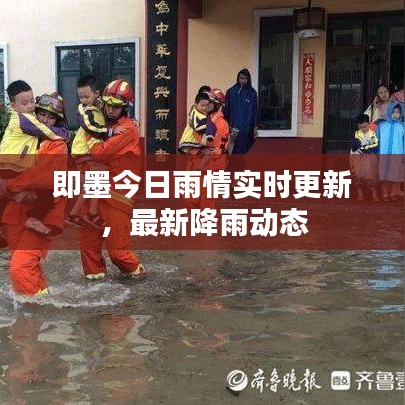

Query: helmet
[35,93,65,119]
[208,88,225,106]
[102,79,134,107]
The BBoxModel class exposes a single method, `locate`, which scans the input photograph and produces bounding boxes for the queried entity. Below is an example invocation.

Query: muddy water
[0,250,403,404]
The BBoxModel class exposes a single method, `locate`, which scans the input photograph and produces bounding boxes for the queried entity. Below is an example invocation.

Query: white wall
[0,0,145,129]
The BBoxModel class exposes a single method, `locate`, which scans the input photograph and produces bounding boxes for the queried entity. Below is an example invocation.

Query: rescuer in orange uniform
[0,94,69,296]
[78,79,145,280]
[186,88,230,210]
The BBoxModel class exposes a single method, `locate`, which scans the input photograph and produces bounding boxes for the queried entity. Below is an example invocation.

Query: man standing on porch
[224,69,258,155]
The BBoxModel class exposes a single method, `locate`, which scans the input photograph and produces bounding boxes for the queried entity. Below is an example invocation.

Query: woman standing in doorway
[364,84,391,128]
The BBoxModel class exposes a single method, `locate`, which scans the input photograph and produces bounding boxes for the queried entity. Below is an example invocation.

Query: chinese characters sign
[53,167,353,244]
[147,0,178,159]
[302,53,315,124]
[226,368,404,396]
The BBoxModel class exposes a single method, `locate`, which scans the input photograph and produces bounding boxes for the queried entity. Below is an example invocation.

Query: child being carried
[66,75,125,229]
[350,113,379,202]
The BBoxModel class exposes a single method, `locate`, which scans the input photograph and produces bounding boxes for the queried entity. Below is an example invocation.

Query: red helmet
[102,79,134,107]
[208,88,225,106]
[35,92,65,120]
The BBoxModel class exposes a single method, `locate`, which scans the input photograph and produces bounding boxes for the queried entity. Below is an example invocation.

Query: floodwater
[0,250,403,404]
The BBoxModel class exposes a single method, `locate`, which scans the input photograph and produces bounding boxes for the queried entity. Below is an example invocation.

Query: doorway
[325,12,404,153]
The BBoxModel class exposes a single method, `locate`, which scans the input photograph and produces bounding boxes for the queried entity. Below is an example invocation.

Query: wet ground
[0,250,403,404]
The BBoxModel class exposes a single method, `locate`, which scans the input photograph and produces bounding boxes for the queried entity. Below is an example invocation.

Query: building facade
[0,0,403,154]
[0,0,145,129]
[184,0,403,153]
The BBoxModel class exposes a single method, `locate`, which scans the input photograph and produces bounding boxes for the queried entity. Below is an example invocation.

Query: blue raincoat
[224,69,258,154]
[377,102,404,181]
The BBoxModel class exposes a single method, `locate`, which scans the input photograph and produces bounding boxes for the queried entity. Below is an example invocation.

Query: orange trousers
[185,153,228,210]
[78,200,140,277]
[5,207,50,296]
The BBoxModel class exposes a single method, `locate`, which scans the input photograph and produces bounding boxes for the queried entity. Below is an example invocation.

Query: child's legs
[69,196,100,217]
[362,177,376,192]
[88,198,99,215]
[70,161,97,216]
[362,177,379,201]
[70,194,86,216]
[351,168,363,199]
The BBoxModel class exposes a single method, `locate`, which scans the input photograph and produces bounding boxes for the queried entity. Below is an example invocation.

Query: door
[364,45,390,107]
[326,47,364,152]
[390,44,404,92]
[325,12,404,153]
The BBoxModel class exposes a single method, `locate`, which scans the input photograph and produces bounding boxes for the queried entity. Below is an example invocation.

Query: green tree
[0,103,10,142]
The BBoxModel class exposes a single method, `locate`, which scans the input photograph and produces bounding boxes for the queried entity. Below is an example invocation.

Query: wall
[0,0,146,132]
[187,0,403,140]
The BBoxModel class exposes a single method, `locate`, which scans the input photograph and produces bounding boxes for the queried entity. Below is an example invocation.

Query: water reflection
[0,317,70,403]
[0,250,402,404]
[0,314,157,403]
[376,304,404,313]
[368,278,402,291]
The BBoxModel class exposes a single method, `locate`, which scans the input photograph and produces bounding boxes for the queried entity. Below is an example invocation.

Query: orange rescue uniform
[78,116,141,277]
[2,140,68,295]
[186,110,229,210]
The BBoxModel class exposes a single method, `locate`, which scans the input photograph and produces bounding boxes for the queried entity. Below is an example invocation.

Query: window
[329,18,363,47]
[254,9,299,137]
[55,41,138,128]
[367,15,404,46]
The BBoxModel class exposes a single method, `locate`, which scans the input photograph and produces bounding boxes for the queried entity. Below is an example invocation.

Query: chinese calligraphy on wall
[147,0,178,160]
[302,53,315,124]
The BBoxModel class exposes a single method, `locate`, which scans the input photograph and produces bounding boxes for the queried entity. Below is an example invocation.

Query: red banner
[0,154,404,250]
[302,53,315,124]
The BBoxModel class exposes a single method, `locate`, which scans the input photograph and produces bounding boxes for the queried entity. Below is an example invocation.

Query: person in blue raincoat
[377,102,404,201]
[224,69,258,155]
